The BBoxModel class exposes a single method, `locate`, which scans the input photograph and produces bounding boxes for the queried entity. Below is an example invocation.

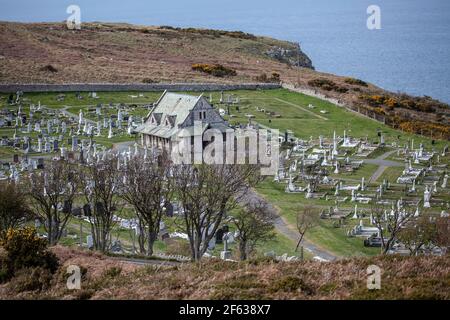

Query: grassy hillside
[0,22,448,139]
[0,22,313,84]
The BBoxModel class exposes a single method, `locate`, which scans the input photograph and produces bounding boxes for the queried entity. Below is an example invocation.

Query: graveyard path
[370,166,387,184]
[113,257,181,267]
[241,188,338,262]
[59,107,96,124]
[364,150,402,183]
[273,98,328,120]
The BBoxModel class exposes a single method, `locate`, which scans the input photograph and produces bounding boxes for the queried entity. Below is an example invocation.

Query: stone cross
[108,121,113,139]
[424,186,431,208]
[96,121,101,136]
[442,174,448,189]
[79,109,83,125]
[352,204,358,219]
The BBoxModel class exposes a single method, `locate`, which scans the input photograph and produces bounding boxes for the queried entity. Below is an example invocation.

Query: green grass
[0,91,163,109]
[330,163,379,181]
[256,179,380,257]
[1,88,446,152]
[217,89,447,150]
[256,231,313,260]
[376,166,405,183]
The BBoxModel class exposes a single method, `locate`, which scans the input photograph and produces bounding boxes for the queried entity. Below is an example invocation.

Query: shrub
[40,65,58,73]
[192,63,237,77]
[0,182,33,238]
[142,78,156,83]
[102,266,122,278]
[254,73,268,82]
[254,72,281,83]
[308,78,348,93]
[8,267,53,293]
[344,77,368,87]
[308,78,336,91]
[359,94,438,113]
[0,260,8,283]
[0,227,59,279]
[74,288,95,300]
[270,72,281,82]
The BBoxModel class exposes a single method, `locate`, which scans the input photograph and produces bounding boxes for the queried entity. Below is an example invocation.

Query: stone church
[135,91,230,150]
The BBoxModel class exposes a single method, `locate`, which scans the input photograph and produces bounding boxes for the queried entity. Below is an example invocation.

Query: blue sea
[1,0,449,103]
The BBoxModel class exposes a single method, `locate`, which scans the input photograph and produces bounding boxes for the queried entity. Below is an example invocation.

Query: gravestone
[37,158,44,169]
[83,203,92,217]
[220,232,232,260]
[62,200,72,213]
[110,240,122,253]
[72,207,82,216]
[215,227,225,244]
[165,202,174,217]
[86,235,94,249]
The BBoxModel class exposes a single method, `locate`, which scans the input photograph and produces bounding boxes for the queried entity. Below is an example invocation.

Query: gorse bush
[0,227,59,279]
[192,63,237,77]
[254,72,281,83]
[344,77,368,87]
[359,94,437,113]
[308,78,348,93]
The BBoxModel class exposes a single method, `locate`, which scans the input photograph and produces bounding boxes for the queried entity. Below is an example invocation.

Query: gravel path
[365,150,402,183]
[240,188,338,262]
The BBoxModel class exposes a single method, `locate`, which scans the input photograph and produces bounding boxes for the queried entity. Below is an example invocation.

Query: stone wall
[0,83,281,93]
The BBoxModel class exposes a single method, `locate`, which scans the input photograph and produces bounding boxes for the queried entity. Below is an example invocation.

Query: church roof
[135,91,202,138]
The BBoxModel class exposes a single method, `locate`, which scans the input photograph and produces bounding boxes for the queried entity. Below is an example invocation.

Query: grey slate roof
[135,91,202,139]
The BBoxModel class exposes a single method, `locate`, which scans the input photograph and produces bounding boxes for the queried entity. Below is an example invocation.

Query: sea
[1,0,449,103]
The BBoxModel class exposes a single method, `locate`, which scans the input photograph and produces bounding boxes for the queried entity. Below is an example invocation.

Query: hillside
[0,246,448,300]
[0,21,449,139]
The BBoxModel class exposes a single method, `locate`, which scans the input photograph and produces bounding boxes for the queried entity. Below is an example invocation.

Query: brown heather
[0,246,448,300]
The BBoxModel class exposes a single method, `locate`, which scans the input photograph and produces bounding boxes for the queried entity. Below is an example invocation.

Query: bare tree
[398,213,437,256]
[80,156,121,253]
[174,164,261,261]
[371,204,416,254]
[295,205,319,252]
[121,152,174,256]
[232,201,276,260]
[27,160,79,245]
[0,182,32,237]
[303,162,326,193]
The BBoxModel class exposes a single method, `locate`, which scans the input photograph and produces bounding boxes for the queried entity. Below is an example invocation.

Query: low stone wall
[0,83,281,93]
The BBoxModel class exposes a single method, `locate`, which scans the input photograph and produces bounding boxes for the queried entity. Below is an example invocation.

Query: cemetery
[0,88,448,261]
